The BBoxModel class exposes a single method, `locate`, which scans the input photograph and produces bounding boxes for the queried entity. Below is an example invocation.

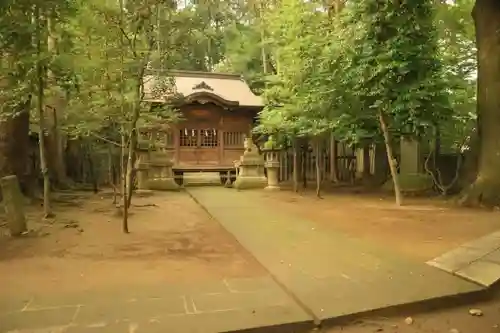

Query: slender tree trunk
[302,146,307,189]
[121,130,128,233]
[35,6,52,217]
[46,17,68,188]
[329,135,339,183]
[118,0,129,232]
[123,81,141,232]
[292,141,299,192]
[362,143,371,180]
[379,111,403,206]
[460,0,500,207]
[314,141,322,198]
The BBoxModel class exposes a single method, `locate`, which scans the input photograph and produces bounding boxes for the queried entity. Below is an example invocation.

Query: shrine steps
[182,172,224,187]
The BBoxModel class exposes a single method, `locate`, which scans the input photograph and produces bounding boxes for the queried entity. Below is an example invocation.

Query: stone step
[183,172,222,187]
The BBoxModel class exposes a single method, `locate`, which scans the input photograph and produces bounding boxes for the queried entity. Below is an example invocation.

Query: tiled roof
[143,70,263,107]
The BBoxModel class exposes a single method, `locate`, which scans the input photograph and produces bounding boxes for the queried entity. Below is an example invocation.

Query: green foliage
[342,0,452,139]
[0,0,478,154]
[253,0,468,152]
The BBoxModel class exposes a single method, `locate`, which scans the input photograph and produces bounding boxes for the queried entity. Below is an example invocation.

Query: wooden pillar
[219,115,224,166]
[174,126,180,165]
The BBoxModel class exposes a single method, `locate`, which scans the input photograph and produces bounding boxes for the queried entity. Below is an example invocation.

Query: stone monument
[0,175,27,236]
[233,138,267,190]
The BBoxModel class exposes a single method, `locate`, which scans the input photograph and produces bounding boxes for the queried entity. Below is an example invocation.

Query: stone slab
[73,297,187,325]
[224,277,278,293]
[187,187,483,321]
[426,246,488,273]
[0,296,32,315]
[0,306,78,332]
[426,230,500,286]
[455,260,500,287]
[462,233,500,252]
[64,305,311,333]
[483,249,500,264]
[1,278,311,333]
[183,172,222,187]
[191,287,290,312]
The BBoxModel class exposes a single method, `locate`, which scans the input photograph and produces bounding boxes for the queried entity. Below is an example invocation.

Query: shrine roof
[143,70,263,108]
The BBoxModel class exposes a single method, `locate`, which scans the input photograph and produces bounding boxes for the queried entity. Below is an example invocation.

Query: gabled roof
[143,70,263,108]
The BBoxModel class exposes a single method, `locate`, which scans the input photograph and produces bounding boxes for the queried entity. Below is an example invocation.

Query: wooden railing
[276,139,357,183]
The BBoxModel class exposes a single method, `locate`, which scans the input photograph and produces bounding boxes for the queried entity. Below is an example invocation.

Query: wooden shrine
[143,70,263,173]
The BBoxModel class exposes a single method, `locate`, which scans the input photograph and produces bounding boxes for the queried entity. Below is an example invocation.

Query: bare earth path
[259,187,500,261]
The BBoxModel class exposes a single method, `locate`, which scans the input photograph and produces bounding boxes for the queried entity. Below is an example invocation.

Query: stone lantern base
[233,175,268,190]
[233,138,267,190]
[141,152,180,191]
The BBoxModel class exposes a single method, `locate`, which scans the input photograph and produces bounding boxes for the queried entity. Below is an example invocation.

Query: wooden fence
[277,139,357,183]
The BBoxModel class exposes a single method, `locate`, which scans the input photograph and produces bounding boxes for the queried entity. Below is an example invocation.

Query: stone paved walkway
[0,277,311,332]
[2,187,491,333]
[427,231,500,287]
[188,188,483,322]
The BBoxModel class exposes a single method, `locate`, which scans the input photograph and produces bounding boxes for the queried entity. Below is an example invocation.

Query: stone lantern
[262,147,281,190]
[135,127,179,191]
[262,135,281,190]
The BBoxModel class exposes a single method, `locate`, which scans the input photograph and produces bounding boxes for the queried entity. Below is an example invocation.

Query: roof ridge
[149,69,243,80]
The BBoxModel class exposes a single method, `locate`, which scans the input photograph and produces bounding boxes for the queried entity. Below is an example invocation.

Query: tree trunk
[45,17,68,188]
[379,111,403,206]
[329,135,339,183]
[301,146,307,189]
[460,0,500,207]
[314,141,322,198]
[35,6,52,217]
[363,143,371,178]
[46,108,68,187]
[123,78,142,232]
[292,141,299,192]
[0,100,31,196]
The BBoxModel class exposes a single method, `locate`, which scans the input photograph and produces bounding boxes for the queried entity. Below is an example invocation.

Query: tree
[459,0,500,207]
[255,0,334,195]
[339,0,451,205]
[0,0,36,196]
[64,0,180,232]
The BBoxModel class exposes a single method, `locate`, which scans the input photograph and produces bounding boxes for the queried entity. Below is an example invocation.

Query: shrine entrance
[143,70,263,173]
[178,127,220,167]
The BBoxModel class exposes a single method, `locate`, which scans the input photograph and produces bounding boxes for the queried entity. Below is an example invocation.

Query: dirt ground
[320,284,500,333]
[1,186,500,332]
[0,190,266,297]
[261,186,500,261]
[264,186,500,333]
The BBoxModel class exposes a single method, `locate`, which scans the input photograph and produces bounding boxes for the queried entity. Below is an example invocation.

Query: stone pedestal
[145,152,179,191]
[265,161,280,190]
[0,175,27,236]
[233,139,267,190]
